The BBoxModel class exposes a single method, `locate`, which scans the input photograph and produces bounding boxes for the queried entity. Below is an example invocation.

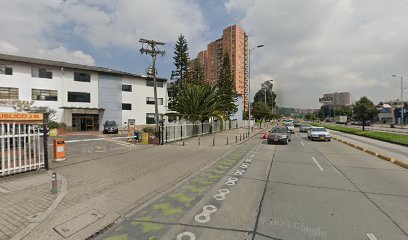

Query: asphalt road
[95,131,408,240]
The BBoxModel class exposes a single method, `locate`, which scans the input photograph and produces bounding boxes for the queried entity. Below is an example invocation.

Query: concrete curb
[332,136,407,169]
[11,173,68,240]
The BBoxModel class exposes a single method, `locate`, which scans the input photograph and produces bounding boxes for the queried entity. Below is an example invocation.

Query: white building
[0,53,167,131]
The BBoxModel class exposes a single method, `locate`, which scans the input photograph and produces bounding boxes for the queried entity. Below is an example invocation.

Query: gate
[0,112,48,177]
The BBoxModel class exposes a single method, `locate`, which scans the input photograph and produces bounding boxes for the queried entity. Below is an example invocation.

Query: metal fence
[162,120,238,143]
[0,123,44,176]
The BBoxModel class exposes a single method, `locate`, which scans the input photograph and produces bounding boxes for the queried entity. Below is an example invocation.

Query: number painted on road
[240,163,250,169]
[213,189,230,201]
[195,205,217,223]
[225,177,239,186]
[176,232,196,240]
[234,169,245,176]
[244,158,252,163]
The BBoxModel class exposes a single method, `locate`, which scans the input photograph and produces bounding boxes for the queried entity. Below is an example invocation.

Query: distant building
[322,92,351,106]
[193,24,249,112]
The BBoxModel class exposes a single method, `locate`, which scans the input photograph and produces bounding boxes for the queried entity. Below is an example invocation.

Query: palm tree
[167,83,225,123]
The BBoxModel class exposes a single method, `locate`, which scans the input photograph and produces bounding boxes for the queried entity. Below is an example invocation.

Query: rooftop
[0,53,166,81]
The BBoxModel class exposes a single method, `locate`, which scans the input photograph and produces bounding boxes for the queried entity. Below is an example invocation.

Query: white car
[284,122,295,133]
[307,127,331,141]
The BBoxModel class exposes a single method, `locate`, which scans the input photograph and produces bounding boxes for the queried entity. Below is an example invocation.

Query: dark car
[267,126,291,145]
[103,120,119,134]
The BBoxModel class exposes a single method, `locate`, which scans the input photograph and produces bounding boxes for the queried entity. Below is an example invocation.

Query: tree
[252,102,272,128]
[217,53,237,117]
[167,83,224,123]
[253,80,276,110]
[353,96,379,131]
[173,34,190,86]
[186,58,205,85]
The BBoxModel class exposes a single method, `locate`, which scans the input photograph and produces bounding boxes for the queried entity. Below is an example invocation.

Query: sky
[0,0,407,108]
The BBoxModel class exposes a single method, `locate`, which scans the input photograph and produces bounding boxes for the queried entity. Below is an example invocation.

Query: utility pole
[140,38,165,134]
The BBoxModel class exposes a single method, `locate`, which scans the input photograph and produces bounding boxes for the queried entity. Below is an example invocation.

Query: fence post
[43,112,49,170]
[166,126,168,143]
[202,122,204,135]
[181,125,183,140]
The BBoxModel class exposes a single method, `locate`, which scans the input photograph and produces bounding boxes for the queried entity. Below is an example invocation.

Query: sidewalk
[0,171,66,240]
[0,128,262,240]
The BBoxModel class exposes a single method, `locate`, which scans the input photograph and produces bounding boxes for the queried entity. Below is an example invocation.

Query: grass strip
[310,123,408,146]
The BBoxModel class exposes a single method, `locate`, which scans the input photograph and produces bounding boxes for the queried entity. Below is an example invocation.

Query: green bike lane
[95,135,264,240]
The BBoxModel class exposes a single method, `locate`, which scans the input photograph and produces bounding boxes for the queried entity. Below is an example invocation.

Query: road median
[311,123,408,147]
[331,135,408,169]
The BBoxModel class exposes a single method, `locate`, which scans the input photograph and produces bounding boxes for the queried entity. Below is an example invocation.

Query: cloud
[226,0,408,108]
[0,0,207,66]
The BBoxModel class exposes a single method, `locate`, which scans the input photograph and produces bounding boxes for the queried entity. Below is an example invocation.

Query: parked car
[284,122,295,133]
[307,127,331,141]
[103,120,119,134]
[293,121,301,127]
[299,124,312,132]
[267,126,291,145]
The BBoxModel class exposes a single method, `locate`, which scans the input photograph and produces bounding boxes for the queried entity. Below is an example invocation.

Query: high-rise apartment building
[322,92,352,106]
[194,25,249,112]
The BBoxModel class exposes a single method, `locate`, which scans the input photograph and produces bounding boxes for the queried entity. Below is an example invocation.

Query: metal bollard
[227,137,229,145]
[240,134,242,141]
[51,172,58,195]
[236,135,238,143]
[183,141,185,146]
[213,137,215,146]
[198,137,200,146]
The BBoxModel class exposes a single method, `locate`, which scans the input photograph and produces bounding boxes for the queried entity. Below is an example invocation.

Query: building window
[146,113,155,124]
[146,97,163,105]
[122,103,132,110]
[32,68,52,79]
[122,84,132,92]
[74,72,91,82]
[0,87,18,100]
[146,78,164,87]
[146,113,163,124]
[32,89,58,101]
[0,66,12,75]
[68,91,90,103]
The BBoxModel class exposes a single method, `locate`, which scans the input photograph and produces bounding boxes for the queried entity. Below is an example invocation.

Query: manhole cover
[54,209,105,238]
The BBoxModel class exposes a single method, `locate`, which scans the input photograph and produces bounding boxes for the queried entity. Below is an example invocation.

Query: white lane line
[366,233,378,240]
[300,141,305,147]
[295,134,299,138]
[311,157,324,171]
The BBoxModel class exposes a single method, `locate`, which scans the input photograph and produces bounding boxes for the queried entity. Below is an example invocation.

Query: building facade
[0,53,167,131]
[195,25,249,113]
[322,92,352,106]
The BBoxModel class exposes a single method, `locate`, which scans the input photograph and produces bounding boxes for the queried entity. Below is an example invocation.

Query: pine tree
[187,58,205,85]
[173,34,190,87]
[217,53,237,117]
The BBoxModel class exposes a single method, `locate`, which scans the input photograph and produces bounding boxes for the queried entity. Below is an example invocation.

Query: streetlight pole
[392,74,404,128]
[248,45,264,134]
[269,80,274,115]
